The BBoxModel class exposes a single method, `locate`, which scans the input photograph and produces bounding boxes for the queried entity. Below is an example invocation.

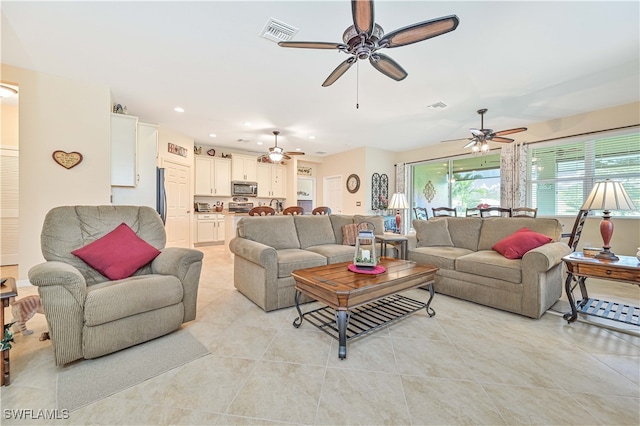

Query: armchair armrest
[151,247,203,322]
[29,261,87,292]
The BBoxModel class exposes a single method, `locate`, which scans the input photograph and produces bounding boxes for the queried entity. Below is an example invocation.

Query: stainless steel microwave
[231,181,258,197]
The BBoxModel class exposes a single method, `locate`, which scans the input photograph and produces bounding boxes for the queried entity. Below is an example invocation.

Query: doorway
[296,177,315,213]
[323,175,343,214]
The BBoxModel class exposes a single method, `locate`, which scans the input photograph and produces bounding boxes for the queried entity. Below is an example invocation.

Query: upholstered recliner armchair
[28,206,203,366]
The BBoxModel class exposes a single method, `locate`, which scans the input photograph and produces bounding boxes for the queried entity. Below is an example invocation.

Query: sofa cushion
[435,217,483,251]
[492,227,553,259]
[294,215,336,249]
[414,219,454,248]
[276,249,327,277]
[478,218,562,251]
[408,246,474,271]
[353,215,385,235]
[71,222,161,280]
[84,274,183,326]
[456,251,522,284]
[329,215,355,244]
[306,244,356,264]
[237,216,300,249]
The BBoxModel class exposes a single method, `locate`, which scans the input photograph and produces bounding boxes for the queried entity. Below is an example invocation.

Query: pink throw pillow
[492,227,553,259]
[72,222,161,280]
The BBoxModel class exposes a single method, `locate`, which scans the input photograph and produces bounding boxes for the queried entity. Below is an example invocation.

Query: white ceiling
[2,1,639,157]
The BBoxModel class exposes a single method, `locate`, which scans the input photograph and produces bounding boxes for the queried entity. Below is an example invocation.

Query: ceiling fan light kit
[261,131,305,163]
[278,0,459,86]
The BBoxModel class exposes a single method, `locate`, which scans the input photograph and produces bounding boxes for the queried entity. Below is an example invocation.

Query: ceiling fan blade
[278,41,346,50]
[490,136,514,143]
[492,127,528,137]
[470,128,484,137]
[463,139,478,149]
[284,151,305,156]
[441,137,472,143]
[322,57,356,87]
[369,53,407,81]
[379,15,459,48]
[352,0,374,35]
[282,154,291,160]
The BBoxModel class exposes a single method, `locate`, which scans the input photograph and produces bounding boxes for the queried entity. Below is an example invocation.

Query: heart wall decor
[52,151,83,169]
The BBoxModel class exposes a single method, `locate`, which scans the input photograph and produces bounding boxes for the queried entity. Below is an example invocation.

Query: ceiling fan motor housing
[343,24,384,59]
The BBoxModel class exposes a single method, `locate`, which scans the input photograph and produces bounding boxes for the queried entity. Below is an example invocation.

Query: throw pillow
[492,227,553,259]
[342,223,372,246]
[72,222,161,280]
[415,219,454,248]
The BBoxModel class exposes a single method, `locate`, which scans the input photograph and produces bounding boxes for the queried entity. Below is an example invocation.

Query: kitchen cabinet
[110,113,138,187]
[257,163,287,198]
[195,156,231,196]
[231,154,258,181]
[196,213,225,244]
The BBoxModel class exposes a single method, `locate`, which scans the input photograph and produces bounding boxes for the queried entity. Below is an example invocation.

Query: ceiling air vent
[427,101,448,110]
[260,18,299,43]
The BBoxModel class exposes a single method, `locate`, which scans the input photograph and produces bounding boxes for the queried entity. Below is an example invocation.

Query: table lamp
[388,193,409,234]
[580,179,636,261]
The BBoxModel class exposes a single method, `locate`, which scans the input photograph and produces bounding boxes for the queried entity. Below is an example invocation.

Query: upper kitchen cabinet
[110,113,138,186]
[231,154,257,181]
[256,163,287,198]
[195,156,231,196]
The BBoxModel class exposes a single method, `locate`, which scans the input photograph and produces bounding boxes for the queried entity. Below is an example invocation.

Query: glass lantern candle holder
[354,230,377,268]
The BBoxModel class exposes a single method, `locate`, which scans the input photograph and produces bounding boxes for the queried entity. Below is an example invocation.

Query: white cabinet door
[256,163,272,197]
[232,155,257,181]
[214,158,231,196]
[194,156,213,195]
[197,219,216,242]
[111,114,138,186]
[272,165,287,198]
[216,215,225,242]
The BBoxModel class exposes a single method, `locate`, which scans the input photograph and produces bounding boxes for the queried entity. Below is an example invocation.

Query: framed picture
[297,166,312,176]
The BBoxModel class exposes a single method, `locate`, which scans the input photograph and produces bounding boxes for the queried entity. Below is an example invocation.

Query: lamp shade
[580,179,637,211]
[388,193,409,210]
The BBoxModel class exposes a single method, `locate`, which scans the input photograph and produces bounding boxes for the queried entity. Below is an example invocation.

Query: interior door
[323,175,343,214]
[163,159,191,248]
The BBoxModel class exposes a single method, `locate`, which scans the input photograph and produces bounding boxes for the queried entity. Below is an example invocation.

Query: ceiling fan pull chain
[356,60,360,109]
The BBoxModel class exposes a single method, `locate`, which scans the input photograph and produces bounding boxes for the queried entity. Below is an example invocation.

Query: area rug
[56,329,209,411]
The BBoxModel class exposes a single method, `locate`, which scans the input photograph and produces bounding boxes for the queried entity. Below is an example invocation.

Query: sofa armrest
[406,234,418,251]
[229,237,277,269]
[152,248,203,322]
[522,241,572,273]
[28,261,87,366]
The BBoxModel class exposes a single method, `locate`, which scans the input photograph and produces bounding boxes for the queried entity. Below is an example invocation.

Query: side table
[562,253,639,327]
[1,277,18,386]
[375,234,408,260]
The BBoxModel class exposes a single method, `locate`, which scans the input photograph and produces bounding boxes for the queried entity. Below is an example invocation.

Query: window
[410,153,501,216]
[528,130,640,216]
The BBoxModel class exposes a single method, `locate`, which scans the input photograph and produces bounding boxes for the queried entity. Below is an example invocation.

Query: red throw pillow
[492,227,553,259]
[72,222,161,280]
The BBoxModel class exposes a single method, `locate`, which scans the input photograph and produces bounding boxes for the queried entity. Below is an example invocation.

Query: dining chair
[248,206,276,216]
[283,206,305,215]
[479,207,512,217]
[512,207,538,218]
[312,206,332,215]
[465,208,480,217]
[413,207,428,220]
[432,207,457,217]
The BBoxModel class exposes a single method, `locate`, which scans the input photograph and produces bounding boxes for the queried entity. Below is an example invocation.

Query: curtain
[500,143,527,208]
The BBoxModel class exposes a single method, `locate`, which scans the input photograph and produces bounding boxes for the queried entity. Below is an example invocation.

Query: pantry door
[163,159,191,248]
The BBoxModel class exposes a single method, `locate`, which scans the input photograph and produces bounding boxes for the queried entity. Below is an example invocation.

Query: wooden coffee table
[291,258,438,359]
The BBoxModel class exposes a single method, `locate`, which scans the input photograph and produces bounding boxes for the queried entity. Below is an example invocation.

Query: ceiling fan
[278,0,459,86]
[259,131,305,163]
[442,109,528,153]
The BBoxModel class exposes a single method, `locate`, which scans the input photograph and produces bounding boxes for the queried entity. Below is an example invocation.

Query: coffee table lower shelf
[575,298,639,326]
[294,294,434,358]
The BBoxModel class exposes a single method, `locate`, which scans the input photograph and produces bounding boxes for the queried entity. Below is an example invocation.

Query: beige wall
[1,103,19,148]
[2,64,112,280]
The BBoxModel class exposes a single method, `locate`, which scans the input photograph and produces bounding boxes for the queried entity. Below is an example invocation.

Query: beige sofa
[407,216,571,319]
[229,214,390,311]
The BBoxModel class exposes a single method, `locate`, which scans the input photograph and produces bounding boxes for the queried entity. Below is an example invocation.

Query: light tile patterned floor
[1,245,639,425]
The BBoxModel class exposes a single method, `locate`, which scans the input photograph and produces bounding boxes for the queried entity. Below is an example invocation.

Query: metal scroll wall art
[371,173,389,210]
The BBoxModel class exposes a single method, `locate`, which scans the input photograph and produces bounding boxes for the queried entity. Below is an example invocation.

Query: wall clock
[346,174,360,193]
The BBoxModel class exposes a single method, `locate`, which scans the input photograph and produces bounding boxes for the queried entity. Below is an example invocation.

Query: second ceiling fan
[259,131,305,163]
[278,0,459,86]
[443,109,528,153]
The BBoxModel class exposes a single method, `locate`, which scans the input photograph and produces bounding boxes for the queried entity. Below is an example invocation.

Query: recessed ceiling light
[295,148,301,151]
[309,136,316,140]
[174,107,184,113]
[209,133,217,138]
[244,122,252,126]
[257,142,263,145]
